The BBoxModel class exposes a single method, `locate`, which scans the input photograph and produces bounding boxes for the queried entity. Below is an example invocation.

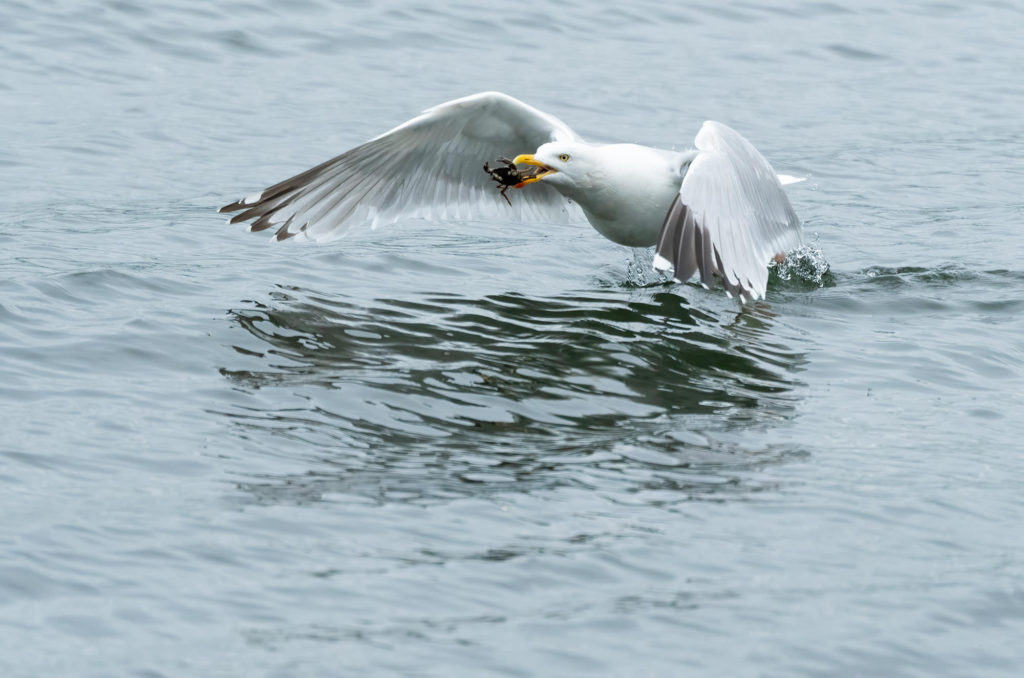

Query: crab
[483,157,526,206]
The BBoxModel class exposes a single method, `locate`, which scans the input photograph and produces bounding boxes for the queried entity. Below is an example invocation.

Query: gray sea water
[2,1,1023,676]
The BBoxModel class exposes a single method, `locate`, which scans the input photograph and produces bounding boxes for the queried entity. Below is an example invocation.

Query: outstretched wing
[653,121,802,302]
[220,91,582,242]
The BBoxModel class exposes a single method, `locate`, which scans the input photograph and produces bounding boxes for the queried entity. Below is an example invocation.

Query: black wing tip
[273,228,300,242]
[220,189,268,215]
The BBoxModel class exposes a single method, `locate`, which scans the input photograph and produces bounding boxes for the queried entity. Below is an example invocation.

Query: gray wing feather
[654,121,802,301]
[221,92,582,242]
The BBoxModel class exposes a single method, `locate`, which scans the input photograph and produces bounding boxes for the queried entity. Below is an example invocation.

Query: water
[2,1,1023,676]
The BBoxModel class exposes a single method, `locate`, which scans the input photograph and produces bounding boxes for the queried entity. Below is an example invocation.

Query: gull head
[513,141,597,193]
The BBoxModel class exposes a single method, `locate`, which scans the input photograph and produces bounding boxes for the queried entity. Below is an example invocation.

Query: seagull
[221,91,803,302]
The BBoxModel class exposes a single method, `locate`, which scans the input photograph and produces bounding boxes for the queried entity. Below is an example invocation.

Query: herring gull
[220,91,803,302]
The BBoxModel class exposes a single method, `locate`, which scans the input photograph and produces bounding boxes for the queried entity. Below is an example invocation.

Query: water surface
[2,1,1023,676]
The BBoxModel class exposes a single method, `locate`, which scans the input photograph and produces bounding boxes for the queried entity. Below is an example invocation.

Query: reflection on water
[220,285,808,504]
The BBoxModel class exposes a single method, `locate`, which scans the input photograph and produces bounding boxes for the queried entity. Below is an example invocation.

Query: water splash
[622,242,834,293]
[624,248,662,287]
[769,239,833,289]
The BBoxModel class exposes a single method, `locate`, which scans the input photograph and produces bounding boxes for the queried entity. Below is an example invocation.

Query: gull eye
[558,153,570,162]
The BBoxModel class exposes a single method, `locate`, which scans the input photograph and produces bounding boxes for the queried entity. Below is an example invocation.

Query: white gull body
[221,91,803,302]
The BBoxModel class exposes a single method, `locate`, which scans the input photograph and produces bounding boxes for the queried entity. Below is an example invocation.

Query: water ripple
[219,285,807,503]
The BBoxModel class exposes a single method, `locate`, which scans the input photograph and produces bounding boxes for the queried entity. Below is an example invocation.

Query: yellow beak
[512,154,556,187]
[513,154,541,166]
